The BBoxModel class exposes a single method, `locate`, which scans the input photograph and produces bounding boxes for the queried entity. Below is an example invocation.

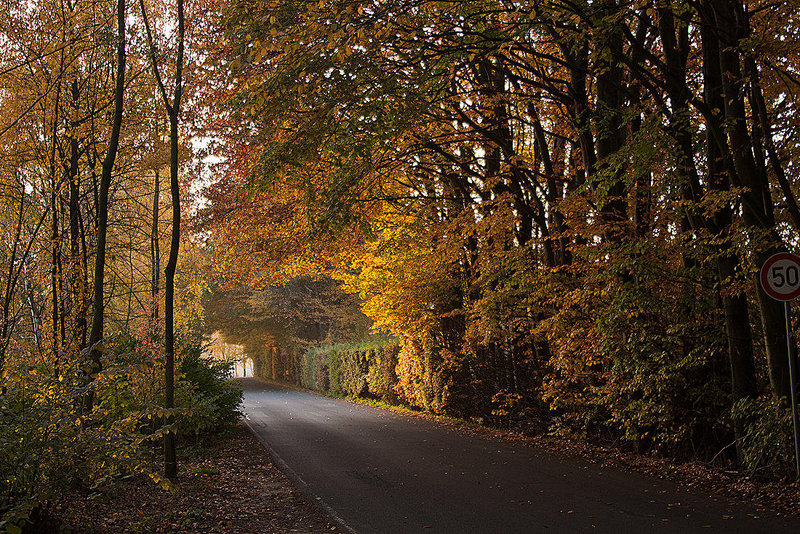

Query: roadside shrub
[301,351,316,390]
[177,339,243,437]
[301,349,330,391]
[0,331,243,531]
[732,396,794,479]
[315,356,330,392]
[326,348,343,395]
[339,350,368,397]
[304,341,398,399]
[395,337,447,413]
[0,348,147,532]
[325,348,364,397]
[366,346,398,402]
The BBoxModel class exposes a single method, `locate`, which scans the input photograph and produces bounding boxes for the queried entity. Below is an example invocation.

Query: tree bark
[151,169,160,322]
[86,0,126,410]
[700,5,758,402]
[141,0,184,480]
[707,0,790,400]
[594,0,628,245]
[68,80,88,353]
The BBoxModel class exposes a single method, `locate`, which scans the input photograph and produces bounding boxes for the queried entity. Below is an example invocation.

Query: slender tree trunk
[564,44,595,188]
[700,6,758,402]
[707,0,789,400]
[151,169,160,322]
[51,185,61,369]
[125,231,133,330]
[0,183,26,367]
[86,0,126,410]
[68,124,87,351]
[746,57,800,232]
[24,263,43,356]
[531,108,568,266]
[594,0,628,245]
[141,0,184,480]
[48,54,64,375]
[163,109,180,479]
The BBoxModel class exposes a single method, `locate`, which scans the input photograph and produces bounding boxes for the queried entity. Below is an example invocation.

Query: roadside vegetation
[200,0,800,485]
[0,0,238,530]
[3,0,800,530]
[46,425,338,534]
[0,333,242,532]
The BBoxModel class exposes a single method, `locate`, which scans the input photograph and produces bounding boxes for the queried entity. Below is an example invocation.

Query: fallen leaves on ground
[51,425,339,533]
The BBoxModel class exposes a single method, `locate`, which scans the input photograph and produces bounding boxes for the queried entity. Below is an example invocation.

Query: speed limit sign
[760,251,800,479]
[760,252,800,301]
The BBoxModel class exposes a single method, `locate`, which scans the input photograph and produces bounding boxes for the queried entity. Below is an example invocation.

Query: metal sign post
[760,252,800,480]
[784,301,800,481]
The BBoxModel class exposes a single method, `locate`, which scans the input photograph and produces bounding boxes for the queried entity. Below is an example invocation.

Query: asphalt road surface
[240,379,799,533]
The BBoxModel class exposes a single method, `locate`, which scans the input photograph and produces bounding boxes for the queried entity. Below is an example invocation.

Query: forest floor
[49,425,340,533]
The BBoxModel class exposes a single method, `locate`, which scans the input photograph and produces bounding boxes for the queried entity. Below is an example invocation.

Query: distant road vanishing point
[240,379,800,534]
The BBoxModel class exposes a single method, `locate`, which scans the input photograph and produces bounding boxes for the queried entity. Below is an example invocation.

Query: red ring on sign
[760,252,800,301]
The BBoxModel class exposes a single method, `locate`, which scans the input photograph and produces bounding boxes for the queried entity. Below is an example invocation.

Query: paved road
[240,379,799,533]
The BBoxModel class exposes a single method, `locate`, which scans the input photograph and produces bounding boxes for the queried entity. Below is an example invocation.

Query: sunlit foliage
[196,0,800,478]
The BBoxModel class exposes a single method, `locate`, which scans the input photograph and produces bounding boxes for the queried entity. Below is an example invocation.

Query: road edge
[233,377,800,521]
[242,415,359,534]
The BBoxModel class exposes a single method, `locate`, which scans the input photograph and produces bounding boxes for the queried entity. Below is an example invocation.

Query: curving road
[239,378,799,534]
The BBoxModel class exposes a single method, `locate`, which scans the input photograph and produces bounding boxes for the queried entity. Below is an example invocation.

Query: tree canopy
[3,1,800,526]
[195,0,800,474]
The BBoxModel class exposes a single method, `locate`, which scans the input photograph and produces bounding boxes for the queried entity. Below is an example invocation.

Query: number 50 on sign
[760,252,800,301]
[759,251,800,480]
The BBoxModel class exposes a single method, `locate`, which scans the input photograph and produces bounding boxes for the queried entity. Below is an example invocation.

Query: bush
[301,351,316,390]
[0,350,146,532]
[366,346,398,402]
[301,350,330,391]
[0,331,243,531]
[732,396,795,479]
[395,337,447,413]
[326,348,342,394]
[177,339,243,437]
[338,350,369,397]
[303,341,399,399]
[325,347,368,397]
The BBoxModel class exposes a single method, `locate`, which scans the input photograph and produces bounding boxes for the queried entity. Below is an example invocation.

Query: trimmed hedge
[302,341,399,402]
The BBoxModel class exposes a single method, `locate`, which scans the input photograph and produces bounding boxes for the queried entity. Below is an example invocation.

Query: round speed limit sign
[760,252,800,301]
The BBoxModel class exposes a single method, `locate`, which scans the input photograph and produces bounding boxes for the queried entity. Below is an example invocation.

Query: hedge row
[301,342,400,402]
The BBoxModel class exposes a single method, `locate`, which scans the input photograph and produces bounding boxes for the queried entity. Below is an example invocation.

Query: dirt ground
[51,425,339,534]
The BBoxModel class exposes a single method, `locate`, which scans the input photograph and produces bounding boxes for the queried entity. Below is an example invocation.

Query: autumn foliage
[0,0,241,528]
[194,0,800,478]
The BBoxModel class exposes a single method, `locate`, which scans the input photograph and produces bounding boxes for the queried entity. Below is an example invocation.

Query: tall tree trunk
[86,0,126,410]
[657,5,703,236]
[707,0,789,400]
[0,182,27,367]
[51,181,61,370]
[49,54,64,375]
[141,0,184,480]
[700,5,758,402]
[68,80,88,353]
[68,136,87,351]
[163,113,179,480]
[151,169,160,322]
[594,0,628,245]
